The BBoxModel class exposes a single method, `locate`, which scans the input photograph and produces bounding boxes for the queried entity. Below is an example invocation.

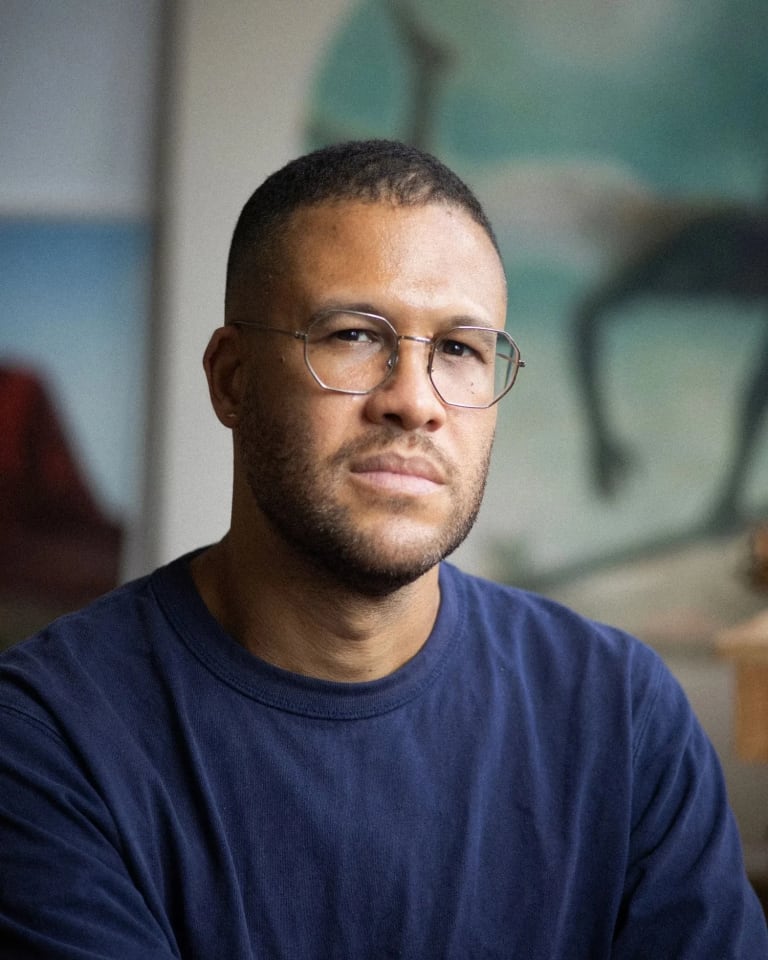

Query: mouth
[349,452,447,495]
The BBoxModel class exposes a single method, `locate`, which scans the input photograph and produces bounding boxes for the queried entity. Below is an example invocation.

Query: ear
[203,326,247,428]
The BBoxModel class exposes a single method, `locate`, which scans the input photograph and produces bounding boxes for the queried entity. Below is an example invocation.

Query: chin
[255,482,480,598]
[310,528,466,599]
[327,556,438,598]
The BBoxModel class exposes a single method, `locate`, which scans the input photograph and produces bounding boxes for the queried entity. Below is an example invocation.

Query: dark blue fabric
[0,555,765,958]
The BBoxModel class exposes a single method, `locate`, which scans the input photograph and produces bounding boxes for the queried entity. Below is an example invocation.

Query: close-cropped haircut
[225,139,499,317]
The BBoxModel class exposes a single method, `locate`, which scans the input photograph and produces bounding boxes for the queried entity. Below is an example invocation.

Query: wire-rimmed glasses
[232,309,524,409]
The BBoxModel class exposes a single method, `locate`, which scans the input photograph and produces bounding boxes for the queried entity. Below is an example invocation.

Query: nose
[362,337,448,431]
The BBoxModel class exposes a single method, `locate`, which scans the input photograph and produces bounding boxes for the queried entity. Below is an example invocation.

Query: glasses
[232,310,524,409]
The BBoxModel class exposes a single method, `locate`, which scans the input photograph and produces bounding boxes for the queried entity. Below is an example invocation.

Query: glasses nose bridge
[390,332,435,367]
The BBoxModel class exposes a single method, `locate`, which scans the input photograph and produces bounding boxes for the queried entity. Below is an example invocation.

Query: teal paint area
[305,0,768,581]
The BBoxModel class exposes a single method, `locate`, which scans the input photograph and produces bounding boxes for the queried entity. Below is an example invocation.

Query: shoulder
[441,561,663,678]
[2,569,154,662]
[0,553,198,731]
[440,562,673,745]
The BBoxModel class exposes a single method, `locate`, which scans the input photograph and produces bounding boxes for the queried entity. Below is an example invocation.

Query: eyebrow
[309,302,496,331]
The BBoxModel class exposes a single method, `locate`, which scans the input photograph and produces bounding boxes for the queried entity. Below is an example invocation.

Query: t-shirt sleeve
[612,651,768,958]
[0,704,179,960]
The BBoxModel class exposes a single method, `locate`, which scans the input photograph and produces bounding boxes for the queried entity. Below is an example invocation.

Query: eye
[308,312,390,350]
[438,338,476,358]
[435,329,499,365]
[332,328,380,344]
[435,336,487,363]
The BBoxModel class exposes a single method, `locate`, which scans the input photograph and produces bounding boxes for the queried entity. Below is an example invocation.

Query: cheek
[455,418,496,488]
[260,390,359,467]
[457,412,496,458]
[311,402,361,453]
[245,349,316,419]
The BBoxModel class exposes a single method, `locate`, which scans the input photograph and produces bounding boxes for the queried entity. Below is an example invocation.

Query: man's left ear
[202,325,246,428]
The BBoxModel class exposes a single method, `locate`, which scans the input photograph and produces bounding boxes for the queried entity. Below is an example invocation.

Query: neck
[189,533,441,683]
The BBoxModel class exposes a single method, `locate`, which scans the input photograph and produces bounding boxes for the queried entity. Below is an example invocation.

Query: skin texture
[193,199,508,681]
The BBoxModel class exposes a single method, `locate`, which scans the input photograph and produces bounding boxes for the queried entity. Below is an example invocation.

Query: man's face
[235,199,508,595]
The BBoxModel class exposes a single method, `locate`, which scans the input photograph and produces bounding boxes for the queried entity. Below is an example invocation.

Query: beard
[237,378,493,597]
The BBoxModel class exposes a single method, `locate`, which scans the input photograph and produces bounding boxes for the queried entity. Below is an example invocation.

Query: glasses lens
[305,312,395,392]
[430,328,518,407]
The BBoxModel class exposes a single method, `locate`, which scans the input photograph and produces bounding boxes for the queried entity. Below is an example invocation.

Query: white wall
[0,0,160,217]
[153,0,354,564]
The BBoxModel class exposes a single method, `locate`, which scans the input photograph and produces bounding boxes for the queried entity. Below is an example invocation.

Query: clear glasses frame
[232,309,525,409]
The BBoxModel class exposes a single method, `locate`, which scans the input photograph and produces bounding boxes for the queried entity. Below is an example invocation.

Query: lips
[349,452,447,485]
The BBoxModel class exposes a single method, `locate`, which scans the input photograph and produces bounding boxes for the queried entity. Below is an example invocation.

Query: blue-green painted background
[306,0,768,582]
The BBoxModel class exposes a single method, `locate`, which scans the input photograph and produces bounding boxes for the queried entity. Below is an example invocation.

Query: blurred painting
[0,0,160,647]
[306,0,768,646]
[0,222,152,646]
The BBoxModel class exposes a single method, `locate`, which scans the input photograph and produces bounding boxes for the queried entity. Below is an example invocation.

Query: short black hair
[225,139,499,317]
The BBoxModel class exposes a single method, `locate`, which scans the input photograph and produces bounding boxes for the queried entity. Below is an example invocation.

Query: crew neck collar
[151,552,465,720]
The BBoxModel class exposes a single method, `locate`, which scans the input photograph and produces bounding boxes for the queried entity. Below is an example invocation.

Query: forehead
[273,200,507,326]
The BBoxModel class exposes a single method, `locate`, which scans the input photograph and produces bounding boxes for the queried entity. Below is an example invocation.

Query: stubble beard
[237,383,492,597]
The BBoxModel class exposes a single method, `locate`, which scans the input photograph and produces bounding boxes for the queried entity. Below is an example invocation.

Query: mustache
[329,429,455,479]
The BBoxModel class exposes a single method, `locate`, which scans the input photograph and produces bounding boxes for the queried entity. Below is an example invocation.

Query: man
[0,140,765,958]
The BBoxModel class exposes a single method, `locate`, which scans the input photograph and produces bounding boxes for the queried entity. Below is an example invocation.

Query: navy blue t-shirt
[0,555,765,958]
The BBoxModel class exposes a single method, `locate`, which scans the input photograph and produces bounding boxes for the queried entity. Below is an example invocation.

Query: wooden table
[717,610,768,763]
